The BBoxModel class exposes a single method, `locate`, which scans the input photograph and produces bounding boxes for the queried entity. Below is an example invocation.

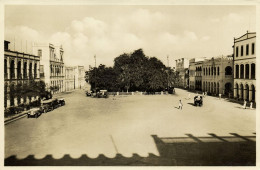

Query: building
[233,31,256,102]
[4,40,40,108]
[74,65,85,89]
[65,65,86,92]
[189,58,204,91]
[202,55,233,96]
[175,58,189,88]
[65,66,75,92]
[33,43,65,94]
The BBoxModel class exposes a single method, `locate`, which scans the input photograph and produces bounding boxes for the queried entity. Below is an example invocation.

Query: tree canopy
[86,49,180,92]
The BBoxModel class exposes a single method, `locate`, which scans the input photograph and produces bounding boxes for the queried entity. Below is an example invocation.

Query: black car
[194,95,203,106]
[58,98,65,106]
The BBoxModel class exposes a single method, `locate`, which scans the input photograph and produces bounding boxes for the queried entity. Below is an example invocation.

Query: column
[7,57,10,79]
[249,88,252,101]
[31,60,35,79]
[14,58,17,79]
[243,87,247,100]
[21,59,24,79]
[234,85,237,98]
[238,86,242,99]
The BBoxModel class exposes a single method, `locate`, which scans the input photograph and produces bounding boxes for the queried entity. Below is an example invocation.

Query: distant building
[202,55,233,96]
[4,40,40,108]
[175,58,189,88]
[233,31,256,102]
[189,58,204,91]
[65,66,75,92]
[74,65,85,89]
[64,65,86,92]
[33,43,65,94]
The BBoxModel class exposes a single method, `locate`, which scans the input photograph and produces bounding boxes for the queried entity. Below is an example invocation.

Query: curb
[4,112,28,125]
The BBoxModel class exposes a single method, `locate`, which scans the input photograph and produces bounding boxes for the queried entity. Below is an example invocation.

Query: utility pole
[167,55,169,91]
[94,55,96,93]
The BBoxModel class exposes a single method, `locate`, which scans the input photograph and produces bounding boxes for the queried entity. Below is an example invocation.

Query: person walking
[178,100,183,110]
[219,93,222,100]
[243,100,247,109]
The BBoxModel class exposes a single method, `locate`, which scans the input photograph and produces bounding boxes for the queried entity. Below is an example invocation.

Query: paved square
[5,88,255,160]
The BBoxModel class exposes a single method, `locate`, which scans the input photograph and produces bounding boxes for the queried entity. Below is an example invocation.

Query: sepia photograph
[1,0,259,168]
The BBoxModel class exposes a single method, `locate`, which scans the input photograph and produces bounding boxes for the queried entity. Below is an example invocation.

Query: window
[241,45,244,56]
[235,65,239,78]
[217,67,219,75]
[225,66,232,75]
[251,63,255,79]
[246,44,249,55]
[240,64,244,79]
[245,64,249,79]
[236,46,239,57]
[38,49,42,59]
[252,43,255,55]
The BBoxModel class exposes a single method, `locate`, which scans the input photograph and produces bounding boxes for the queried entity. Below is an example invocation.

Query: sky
[4,5,256,69]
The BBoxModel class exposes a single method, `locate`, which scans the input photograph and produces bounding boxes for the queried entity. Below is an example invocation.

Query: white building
[74,65,85,89]
[233,31,256,102]
[33,43,65,94]
[64,65,86,92]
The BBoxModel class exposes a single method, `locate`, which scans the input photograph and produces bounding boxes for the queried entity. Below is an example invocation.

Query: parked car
[194,95,203,106]
[27,108,41,118]
[58,98,65,106]
[42,99,55,112]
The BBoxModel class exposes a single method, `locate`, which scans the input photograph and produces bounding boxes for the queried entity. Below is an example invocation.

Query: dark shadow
[187,103,195,106]
[151,133,256,166]
[174,106,179,109]
[5,133,255,166]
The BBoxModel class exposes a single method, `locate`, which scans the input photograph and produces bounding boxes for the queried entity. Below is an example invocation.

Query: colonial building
[4,40,40,108]
[74,65,85,89]
[175,58,189,88]
[189,58,204,91]
[65,66,75,92]
[33,43,65,94]
[65,65,85,92]
[202,55,233,96]
[233,31,256,102]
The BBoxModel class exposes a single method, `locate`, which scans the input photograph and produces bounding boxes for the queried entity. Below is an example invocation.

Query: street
[5,88,255,163]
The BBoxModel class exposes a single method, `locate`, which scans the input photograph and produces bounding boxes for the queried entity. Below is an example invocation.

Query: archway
[251,84,255,101]
[225,83,232,95]
[245,84,249,101]
[240,84,244,99]
[217,82,219,94]
[225,66,232,75]
[10,60,15,79]
[235,83,239,98]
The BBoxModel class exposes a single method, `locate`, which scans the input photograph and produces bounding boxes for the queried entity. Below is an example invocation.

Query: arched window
[4,59,7,78]
[10,60,15,79]
[34,63,37,78]
[23,62,27,79]
[235,65,239,78]
[225,66,232,75]
[251,63,255,79]
[17,61,21,79]
[245,64,249,79]
[240,64,244,79]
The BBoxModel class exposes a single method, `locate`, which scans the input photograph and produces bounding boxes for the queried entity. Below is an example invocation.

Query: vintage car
[27,108,41,118]
[58,98,65,106]
[98,90,108,98]
[194,95,203,106]
[41,99,56,112]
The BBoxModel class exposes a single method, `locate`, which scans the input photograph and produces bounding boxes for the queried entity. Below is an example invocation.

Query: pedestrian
[187,93,191,99]
[250,102,253,109]
[178,100,183,110]
[202,92,205,98]
[219,93,222,100]
[205,91,207,97]
[243,100,247,109]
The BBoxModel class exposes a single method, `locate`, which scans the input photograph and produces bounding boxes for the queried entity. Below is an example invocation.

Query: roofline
[234,31,256,41]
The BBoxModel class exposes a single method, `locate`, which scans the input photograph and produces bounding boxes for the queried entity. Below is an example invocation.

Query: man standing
[243,100,247,109]
[178,100,183,110]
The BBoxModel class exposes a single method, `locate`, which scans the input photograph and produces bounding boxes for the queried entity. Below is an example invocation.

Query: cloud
[224,13,243,22]
[201,36,210,41]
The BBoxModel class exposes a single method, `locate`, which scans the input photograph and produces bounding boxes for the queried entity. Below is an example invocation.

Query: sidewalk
[4,111,29,125]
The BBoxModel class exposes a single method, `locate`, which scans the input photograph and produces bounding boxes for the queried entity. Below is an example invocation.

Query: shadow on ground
[5,133,255,166]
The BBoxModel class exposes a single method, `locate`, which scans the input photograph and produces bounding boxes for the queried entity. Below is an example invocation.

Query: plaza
[5,88,255,165]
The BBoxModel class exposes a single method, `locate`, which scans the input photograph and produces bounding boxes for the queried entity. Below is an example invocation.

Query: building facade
[33,43,65,94]
[175,58,189,88]
[202,55,233,96]
[65,66,75,92]
[74,66,85,89]
[4,40,40,108]
[233,31,256,102]
[189,58,204,91]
